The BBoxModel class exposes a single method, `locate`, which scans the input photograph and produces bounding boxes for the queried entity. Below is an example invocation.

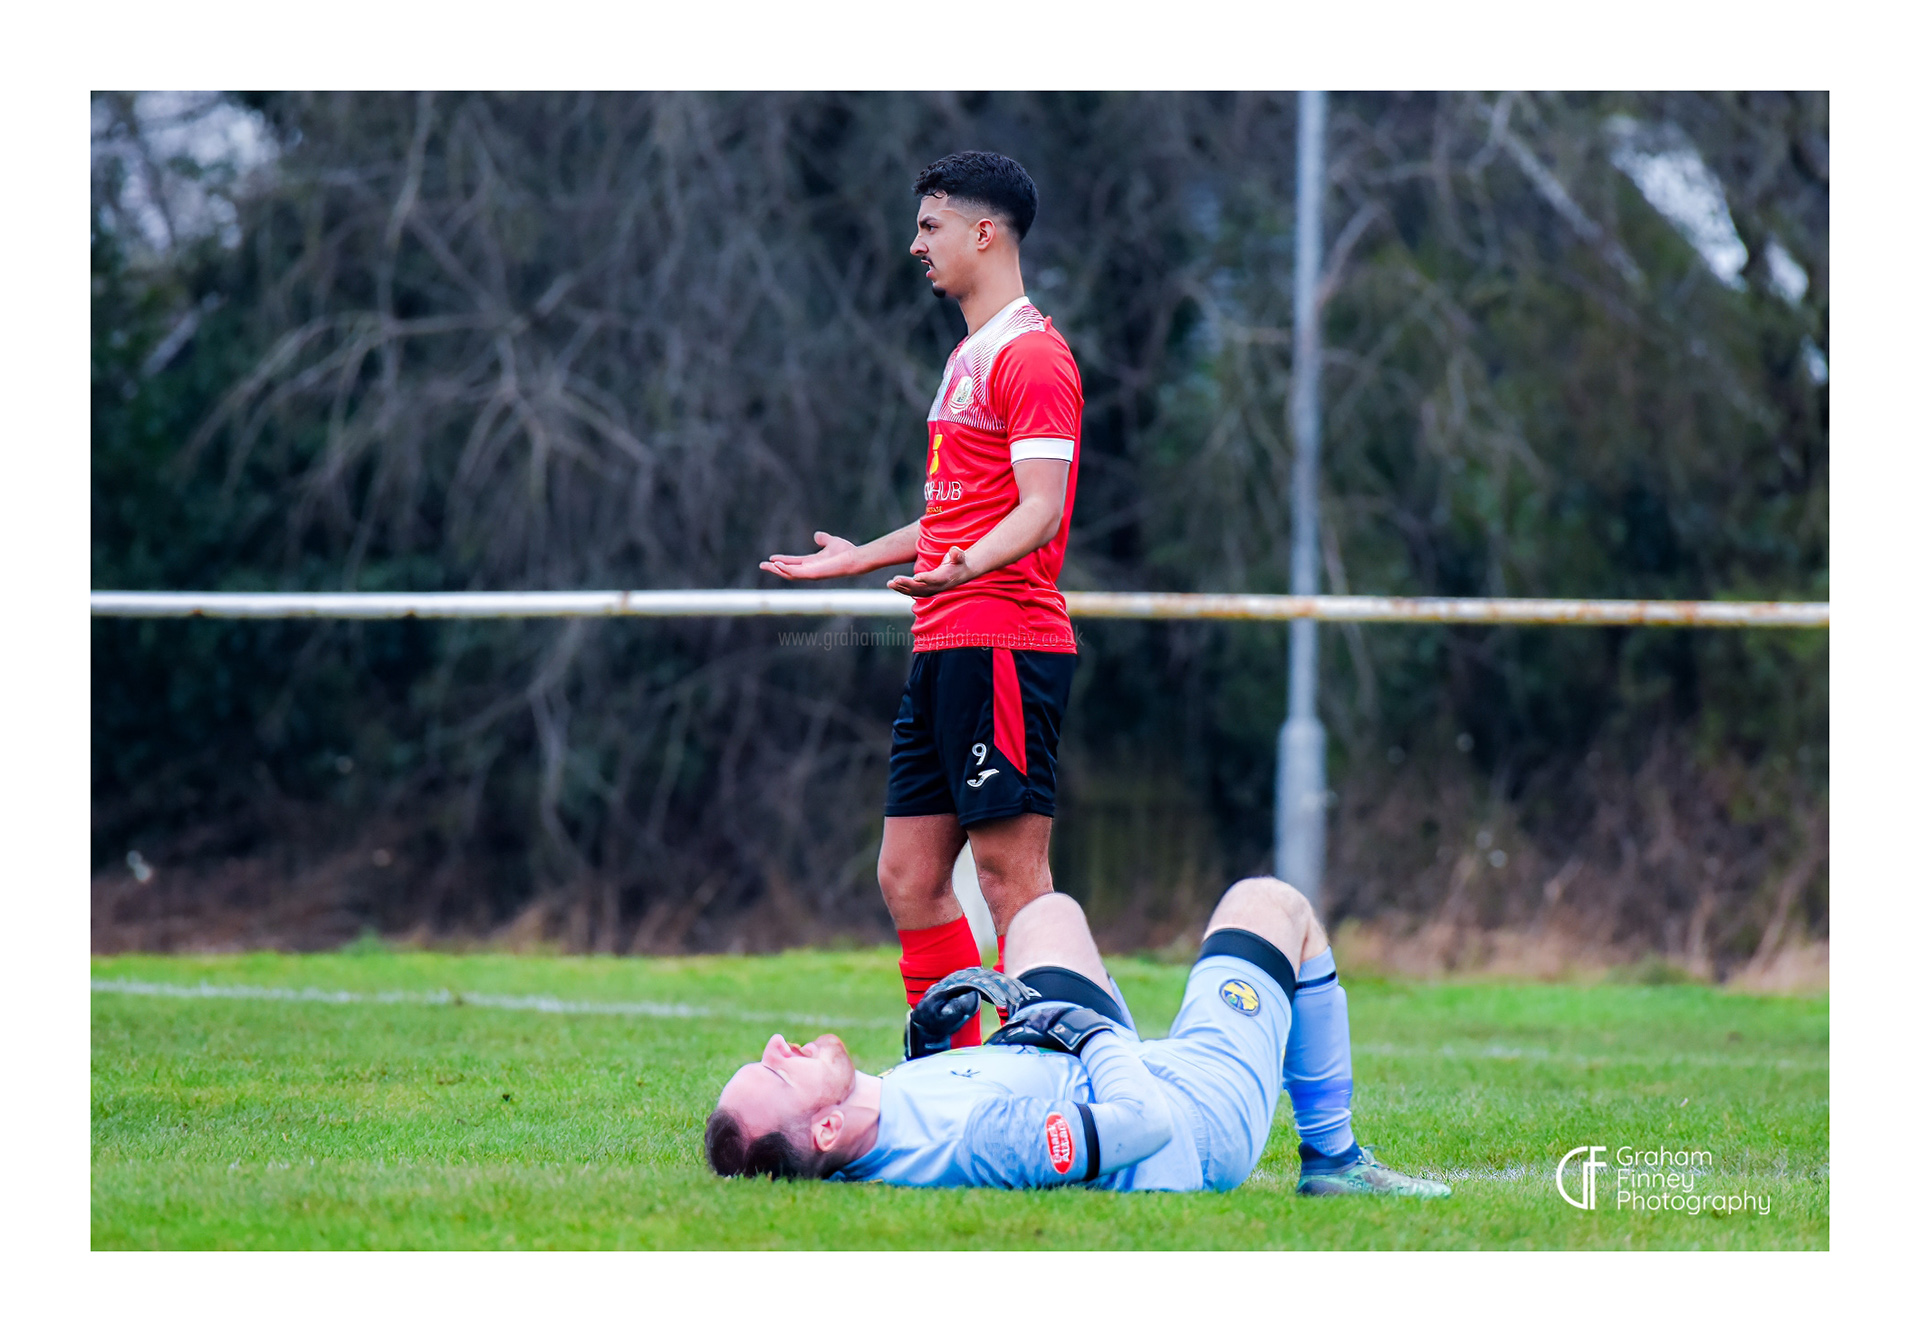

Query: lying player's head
[705,1032,857,1180]
[911,151,1038,297]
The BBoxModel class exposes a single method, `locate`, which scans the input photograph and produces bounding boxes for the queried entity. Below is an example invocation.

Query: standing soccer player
[762,152,1082,1047]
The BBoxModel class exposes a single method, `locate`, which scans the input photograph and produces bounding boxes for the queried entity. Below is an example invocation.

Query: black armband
[1074,1101,1102,1182]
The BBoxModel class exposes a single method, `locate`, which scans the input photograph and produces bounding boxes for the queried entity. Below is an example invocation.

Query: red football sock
[898,916,982,1048]
[993,934,1011,1024]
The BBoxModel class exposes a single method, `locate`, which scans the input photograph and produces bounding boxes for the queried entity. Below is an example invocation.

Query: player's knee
[1227,876,1310,917]
[875,858,956,933]
[1009,890,1089,935]
[970,843,1034,890]
[972,857,1050,932]
[1207,877,1312,944]
[1003,891,1104,981]
[875,845,909,893]
[877,845,939,902]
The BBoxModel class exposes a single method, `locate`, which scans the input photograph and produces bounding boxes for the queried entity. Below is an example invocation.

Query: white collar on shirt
[969,295,1034,344]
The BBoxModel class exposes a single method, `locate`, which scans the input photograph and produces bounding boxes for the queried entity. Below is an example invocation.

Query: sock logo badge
[1219,979,1262,1016]
[1044,1111,1075,1173]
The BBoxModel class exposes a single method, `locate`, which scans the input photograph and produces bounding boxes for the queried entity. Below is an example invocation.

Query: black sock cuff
[1299,1139,1360,1172]
[1198,928,1298,1001]
[1017,966,1127,1024]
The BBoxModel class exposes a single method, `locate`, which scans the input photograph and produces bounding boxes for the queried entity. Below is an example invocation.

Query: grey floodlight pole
[1276,89,1328,908]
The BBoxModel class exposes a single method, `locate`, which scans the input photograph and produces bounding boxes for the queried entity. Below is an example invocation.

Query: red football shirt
[913,297,1082,652]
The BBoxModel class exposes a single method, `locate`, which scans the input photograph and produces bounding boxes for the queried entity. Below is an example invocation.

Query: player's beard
[929,282,949,298]
[810,1034,857,1104]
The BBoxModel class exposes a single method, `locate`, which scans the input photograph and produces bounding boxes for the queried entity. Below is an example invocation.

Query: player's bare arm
[887,458,1068,598]
[760,519,920,582]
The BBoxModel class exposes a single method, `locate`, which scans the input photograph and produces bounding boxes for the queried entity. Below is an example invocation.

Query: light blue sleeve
[956,1096,1100,1188]
[1078,1032,1175,1172]
[953,1036,1174,1188]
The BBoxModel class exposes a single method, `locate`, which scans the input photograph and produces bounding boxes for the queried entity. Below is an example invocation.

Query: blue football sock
[1284,948,1356,1165]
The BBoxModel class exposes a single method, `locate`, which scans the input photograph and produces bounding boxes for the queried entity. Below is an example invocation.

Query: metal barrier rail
[90,589,1829,627]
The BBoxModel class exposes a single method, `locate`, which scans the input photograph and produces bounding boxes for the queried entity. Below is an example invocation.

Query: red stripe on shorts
[991,646,1028,776]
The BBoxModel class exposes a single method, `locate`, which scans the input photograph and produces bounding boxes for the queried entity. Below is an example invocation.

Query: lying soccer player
[705,877,1449,1196]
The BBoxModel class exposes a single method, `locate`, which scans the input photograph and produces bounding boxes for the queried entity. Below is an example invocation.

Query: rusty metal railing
[89,589,1828,627]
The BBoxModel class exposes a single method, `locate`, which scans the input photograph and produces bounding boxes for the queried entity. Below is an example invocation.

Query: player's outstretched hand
[906,967,1041,1059]
[887,545,974,597]
[986,1002,1116,1056]
[761,532,859,581]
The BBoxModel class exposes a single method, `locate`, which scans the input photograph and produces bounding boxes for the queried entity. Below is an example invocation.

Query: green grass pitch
[91,948,1827,1249]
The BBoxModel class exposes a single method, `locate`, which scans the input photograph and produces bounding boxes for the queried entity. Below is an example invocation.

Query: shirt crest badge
[1220,979,1262,1016]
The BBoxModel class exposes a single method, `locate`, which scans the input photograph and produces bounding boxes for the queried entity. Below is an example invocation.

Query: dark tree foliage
[92,92,1825,971]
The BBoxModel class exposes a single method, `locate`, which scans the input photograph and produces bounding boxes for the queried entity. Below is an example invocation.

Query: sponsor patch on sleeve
[1044,1110,1075,1174]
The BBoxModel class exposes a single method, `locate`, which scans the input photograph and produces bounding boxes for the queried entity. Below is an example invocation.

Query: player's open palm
[762,532,858,581]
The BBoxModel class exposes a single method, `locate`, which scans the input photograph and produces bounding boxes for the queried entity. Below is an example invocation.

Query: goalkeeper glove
[985,1001,1116,1056]
[904,966,1041,1060]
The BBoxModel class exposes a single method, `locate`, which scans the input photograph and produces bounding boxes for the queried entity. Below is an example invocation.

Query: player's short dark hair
[913,151,1038,242]
[704,1107,827,1181]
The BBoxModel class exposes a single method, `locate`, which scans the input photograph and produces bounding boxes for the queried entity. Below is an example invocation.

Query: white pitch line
[1252,1163,1556,1187]
[91,981,1826,1072]
[1423,1163,1558,1184]
[90,978,895,1031]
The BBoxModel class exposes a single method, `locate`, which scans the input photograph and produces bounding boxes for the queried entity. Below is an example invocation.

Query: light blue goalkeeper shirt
[829,1032,1203,1192]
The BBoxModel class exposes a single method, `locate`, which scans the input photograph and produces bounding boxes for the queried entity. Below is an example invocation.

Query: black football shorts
[884,647,1076,827]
